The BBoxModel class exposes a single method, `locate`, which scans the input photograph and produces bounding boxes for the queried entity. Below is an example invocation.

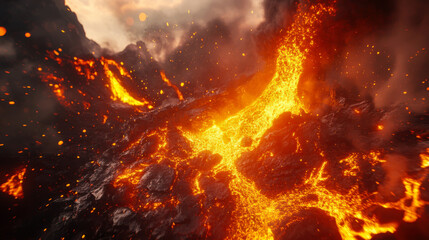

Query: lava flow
[1,0,429,239]
[111,1,428,239]
[183,2,335,239]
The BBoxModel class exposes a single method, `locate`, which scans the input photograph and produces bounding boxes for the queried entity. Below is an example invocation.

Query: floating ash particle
[0,26,6,36]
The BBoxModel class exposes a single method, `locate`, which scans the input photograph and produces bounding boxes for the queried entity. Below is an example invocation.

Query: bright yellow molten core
[182,2,336,239]
[101,58,153,108]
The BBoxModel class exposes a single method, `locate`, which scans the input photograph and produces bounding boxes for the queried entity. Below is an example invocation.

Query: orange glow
[114,128,169,188]
[41,74,70,107]
[111,1,429,239]
[340,153,359,176]
[25,32,31,38]
[45,53,154,109]
[139,12,147,22]
[102,115,108,124]
[421,149,429,168]
[100,58,153,108]
[0,26,6,36]
[1,168,26,199]
[114,164,148,187]
[72,58,97,80]
[180,2,337,239]
[381,177,429,223]
[160,70,184,100]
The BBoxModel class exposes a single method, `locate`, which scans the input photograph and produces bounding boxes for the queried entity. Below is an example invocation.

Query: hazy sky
[66,0,265,53]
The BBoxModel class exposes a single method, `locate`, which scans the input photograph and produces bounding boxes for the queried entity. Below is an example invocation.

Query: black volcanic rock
[199,174,232,203]
[371,232,397,240]
[139,164,175,192]
[172,196,203,236]
[367,206,405,225]
[236,114,324,196]
[189,150,222,171]
[1,0,99,58]
[275,208,342,240]
[111,207,141,234]
[114,41,169,105]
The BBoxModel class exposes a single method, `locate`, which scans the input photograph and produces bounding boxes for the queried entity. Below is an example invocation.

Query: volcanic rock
[200,176,231,202]
[367,206,405,224]
[172,196,203,236]
[275,208,342,240]
[112,207,141,234]
[189,150,222,171]
[371,232,397,240]
[139,164,175,192]
[236,114,324,196]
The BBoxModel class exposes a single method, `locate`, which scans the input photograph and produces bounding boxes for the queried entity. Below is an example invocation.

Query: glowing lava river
[1,0,429,239]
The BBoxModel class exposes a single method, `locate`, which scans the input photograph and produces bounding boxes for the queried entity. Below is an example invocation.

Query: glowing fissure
[45,53,189,109]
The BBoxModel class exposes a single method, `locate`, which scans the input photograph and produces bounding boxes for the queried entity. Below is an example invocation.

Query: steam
[0,40,16,60]
[329,0,428,115]
[378,154,407,202]
[373,0,429,113]
[66,0,264,60]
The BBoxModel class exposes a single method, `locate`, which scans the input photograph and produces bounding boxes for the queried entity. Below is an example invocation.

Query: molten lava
[26,1,429,239]
[160,70,184,101]
[100,58,153,108]
[1,167,26,199]
[109,1,429,239]
[181,2,336,239]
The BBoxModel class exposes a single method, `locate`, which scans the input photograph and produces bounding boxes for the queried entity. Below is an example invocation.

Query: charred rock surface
[274,208,343,240]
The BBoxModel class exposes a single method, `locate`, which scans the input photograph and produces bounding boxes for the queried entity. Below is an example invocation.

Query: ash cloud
[67,0,264,60]
[325,0,429,131]
[373,0,429,113]
[66,0,276,100]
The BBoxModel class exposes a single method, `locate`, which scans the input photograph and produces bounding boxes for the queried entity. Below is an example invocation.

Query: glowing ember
[1,168,26,199]
[41,74,70,107]
[421,149,429,168]
[139,12,147,22]
[0,26,6,36]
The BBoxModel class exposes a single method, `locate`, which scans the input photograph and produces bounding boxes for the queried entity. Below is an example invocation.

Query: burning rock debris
[0,0,428,239]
